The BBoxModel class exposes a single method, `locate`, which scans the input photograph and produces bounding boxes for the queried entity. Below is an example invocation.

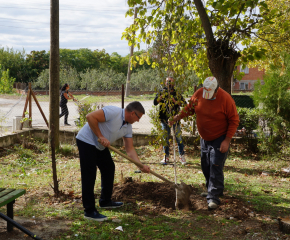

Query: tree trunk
[207,39,240,94]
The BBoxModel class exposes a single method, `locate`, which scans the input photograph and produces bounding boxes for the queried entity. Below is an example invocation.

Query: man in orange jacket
[169,77,239,210]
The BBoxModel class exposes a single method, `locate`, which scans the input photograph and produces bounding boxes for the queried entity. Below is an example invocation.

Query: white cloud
[0,0,140,56]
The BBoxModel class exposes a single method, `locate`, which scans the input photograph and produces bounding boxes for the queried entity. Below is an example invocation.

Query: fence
[0,83,255,137]
[0,83,159,136]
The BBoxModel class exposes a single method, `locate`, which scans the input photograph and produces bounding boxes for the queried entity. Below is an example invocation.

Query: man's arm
[168,96,197,126]
[123,137,150,173]
[86,109,110,147]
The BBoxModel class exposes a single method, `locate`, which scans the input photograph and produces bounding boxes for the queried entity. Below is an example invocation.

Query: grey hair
[125,101,145,114]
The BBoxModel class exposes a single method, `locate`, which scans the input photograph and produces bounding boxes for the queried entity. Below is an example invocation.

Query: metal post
[122,84,124,109]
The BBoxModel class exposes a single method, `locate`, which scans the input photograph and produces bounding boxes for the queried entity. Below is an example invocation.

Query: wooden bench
[0,188,26,231]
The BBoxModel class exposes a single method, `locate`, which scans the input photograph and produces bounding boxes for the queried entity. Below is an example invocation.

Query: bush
[236,107,260,152]
[0,65,15,93]
[252,54,290,154]
[75,102,103,128]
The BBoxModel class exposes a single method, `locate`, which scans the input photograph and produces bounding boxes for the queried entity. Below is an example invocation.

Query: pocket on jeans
[212,148,226,165]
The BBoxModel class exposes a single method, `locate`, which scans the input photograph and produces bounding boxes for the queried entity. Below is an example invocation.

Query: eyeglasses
[134,111,141,119]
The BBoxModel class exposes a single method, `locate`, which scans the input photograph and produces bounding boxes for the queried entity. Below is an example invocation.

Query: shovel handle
[103,142,175,185]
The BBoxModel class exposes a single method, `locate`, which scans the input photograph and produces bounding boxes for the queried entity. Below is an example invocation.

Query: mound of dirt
[112,181,254,220]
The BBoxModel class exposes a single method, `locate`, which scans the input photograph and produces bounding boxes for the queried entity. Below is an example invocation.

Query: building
[232,65,265,92]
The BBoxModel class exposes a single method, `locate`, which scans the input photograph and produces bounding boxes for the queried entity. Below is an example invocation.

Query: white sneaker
[160,155,169,165]
[180,155,186,165]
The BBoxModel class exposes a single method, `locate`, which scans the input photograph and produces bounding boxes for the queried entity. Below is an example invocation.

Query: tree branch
[193,0,214,46]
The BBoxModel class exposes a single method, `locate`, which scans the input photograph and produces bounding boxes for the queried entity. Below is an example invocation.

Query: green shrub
[75,102,103,128]
[0,65,15,93]
[236,107,260,152]
[251,54,290,154]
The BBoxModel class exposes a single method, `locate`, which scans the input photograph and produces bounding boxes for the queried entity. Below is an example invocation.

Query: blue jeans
[161,121,184,156]
[200,135,228,205]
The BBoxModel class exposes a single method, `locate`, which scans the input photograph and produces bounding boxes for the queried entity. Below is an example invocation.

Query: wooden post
[20,89,30,130]
[31,90,49,127]
[50,0,60,195]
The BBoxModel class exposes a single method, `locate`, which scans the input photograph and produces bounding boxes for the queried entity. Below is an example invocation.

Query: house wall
[232,66,265,92]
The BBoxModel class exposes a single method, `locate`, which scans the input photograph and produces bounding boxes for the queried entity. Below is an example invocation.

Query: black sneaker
[99,201,123,209]
[64,123,71,126]
[84,211,108,221]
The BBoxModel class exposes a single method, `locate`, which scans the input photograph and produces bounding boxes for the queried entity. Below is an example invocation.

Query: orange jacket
[180,88,239,141]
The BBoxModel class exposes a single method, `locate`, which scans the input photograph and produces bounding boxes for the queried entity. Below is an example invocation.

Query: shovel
[99,140,193,210]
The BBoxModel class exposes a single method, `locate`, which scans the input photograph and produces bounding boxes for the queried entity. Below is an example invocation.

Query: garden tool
[99,139,193,210]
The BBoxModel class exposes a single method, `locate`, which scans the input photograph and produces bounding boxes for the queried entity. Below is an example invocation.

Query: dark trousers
[76,139,115,213]
[59,104,69,124]
[200,135,228,205]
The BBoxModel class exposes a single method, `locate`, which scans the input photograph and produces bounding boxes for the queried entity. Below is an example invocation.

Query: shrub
[252,54,290,154]
[75,102,103,128]
[0,65,15,93]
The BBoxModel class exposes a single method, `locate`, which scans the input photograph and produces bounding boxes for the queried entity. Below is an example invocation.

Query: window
[240,83,245,90]
[240,82,248,90]
[240,65,249,74]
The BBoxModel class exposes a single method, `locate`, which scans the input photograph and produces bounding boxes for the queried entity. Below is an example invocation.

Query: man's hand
[99,136,110,147]
[219,137,231,153]
[139,164,150,173]
[168,115,179,127]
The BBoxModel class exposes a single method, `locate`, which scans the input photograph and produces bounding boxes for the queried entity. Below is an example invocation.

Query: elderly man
[169,77,239,210]
[76,101,150,221]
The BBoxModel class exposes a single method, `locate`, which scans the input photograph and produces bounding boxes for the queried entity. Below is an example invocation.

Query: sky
[0,0,141,56]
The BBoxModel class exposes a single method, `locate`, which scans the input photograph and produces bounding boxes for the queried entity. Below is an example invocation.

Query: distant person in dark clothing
[59,83,75,126]
[153,77,187,165]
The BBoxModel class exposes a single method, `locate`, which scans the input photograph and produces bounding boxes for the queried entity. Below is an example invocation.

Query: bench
[0,188,26,231]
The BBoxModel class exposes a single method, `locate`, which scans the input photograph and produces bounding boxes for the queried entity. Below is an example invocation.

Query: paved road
[0,97,155,134]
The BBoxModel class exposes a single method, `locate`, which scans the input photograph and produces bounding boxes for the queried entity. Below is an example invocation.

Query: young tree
[123,0,278,93]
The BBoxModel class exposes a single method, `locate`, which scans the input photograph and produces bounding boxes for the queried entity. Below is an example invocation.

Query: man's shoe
[179,155,186,165]
[84,211,108,221]
[208,201,219,210]
[99,201,123,209]
[160,155,169,165]
[64,123,71,126]
[201,192,208,197]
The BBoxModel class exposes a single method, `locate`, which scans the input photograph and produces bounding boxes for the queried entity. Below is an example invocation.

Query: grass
[0,138,290,239]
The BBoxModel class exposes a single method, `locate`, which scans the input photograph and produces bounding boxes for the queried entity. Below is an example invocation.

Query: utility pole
[125,7,138,97]
[49,0,60,195]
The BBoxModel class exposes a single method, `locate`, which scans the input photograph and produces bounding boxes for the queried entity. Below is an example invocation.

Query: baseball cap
[203,77,218,99]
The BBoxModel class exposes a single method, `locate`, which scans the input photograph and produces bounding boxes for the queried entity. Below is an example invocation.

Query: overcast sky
[0,0,141,56]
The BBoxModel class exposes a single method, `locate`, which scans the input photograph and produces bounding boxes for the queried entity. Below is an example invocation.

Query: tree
[59,48,110,73]
[0,47,26,82]
[25,50,49,82]
[250,0,290,70]
[123,0,278,93]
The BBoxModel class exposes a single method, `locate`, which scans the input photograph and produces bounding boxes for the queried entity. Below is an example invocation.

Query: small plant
[20,111,32,127]
[0,110,7,136]
[75,102,103,128]
[58,144,77,157]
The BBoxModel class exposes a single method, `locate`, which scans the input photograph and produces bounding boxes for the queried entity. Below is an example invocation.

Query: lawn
[0,137,289,239]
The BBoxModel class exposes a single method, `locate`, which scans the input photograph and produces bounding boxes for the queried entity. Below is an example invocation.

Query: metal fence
[0,83,256,136]
[0,83,158,136]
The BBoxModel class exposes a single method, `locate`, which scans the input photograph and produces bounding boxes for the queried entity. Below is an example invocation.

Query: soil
[0,181,287,240]
[112,181,255,220]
